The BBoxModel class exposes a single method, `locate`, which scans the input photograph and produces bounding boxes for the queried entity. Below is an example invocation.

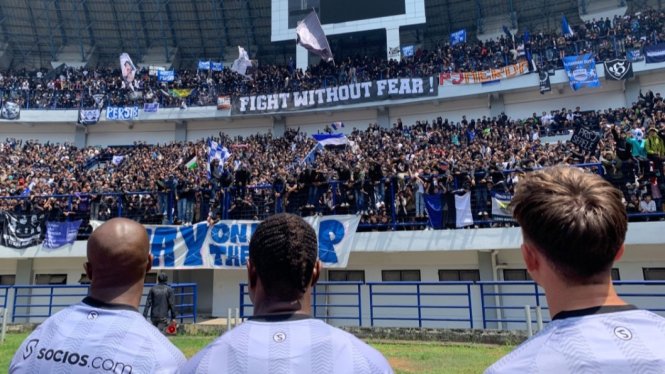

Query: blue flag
[157,70,174,82]
[561,15,574,36]
[502,26,513,40]
[424,194,444,229]
[450,29,467,46]
[563,53,600,91]
[211,62,223,71]
[42,220,82,250]
[198,60,211,70]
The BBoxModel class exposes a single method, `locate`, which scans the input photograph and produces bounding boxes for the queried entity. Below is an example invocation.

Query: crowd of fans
[0,89,664,234]
[1,9,665,109]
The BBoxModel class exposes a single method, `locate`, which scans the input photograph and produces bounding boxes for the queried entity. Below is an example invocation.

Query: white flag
[231,46,253,77]
[455,192,474,228]
[296,10,334,62]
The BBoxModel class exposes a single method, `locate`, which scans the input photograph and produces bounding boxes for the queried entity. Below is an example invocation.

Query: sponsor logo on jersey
[23,339,39,359]
[31,346,133,373]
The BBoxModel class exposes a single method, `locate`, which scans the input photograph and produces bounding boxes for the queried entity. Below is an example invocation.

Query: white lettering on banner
[106,106,139,120]
[233,78,438,114]
[91,215,360,269]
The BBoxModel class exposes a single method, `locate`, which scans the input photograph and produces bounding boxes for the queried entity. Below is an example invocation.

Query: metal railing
[0,285,9,310]
[367,281,474,328]
[9,283,198,323]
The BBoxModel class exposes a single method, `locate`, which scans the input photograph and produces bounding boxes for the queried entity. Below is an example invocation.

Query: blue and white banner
[450,29,466,46]
[627,48,644,62]
[78,108,101,125]
[42,220,82,250]
[198,60,211,70]
[211,62,223,71]
[563,54,600,91]
[313,133,350,146]
[561,15,574,36]
[645,43,665,63]
[208,140,231,165]
[106,106,139,120]
[143,102,160,113]
[157,70,174,82]
[91,215,360,269]
[491,192,513,220]
[402,45,415,57]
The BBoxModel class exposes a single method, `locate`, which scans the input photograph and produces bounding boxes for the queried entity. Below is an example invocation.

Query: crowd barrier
[5,283,197,323]
[240,281,665,330]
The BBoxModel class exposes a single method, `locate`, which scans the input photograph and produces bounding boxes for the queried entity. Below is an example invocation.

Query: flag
[1,212,44,249]
[539,71,551,94]
[119,53,137,83]
[211,62,223,71]
[491,192,513,220]
[563,53,600,91]
[169,89,194,98]
[502,25,513,40]
[0,101,20,120]
[20,181,35,197]
[112,155,125,165]
[41,220,83,250]
[198,60,211,70]
[78,108,101,125]
[312,133,350,146]
[450,29,467,46]
[330,122,345,131]
[561,15,574,36]
[185,156,198,170]
[454,192,474,228]
[157,70,174,82]
[231,46,254,77]
[604,59,633,80]
[301,143,322,165]
[143,102,160,113]
[296,10,334,62]
[208,140,231,165]
[424,194,444,229]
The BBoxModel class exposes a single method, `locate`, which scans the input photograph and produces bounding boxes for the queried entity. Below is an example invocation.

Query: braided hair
[249,213,318,300]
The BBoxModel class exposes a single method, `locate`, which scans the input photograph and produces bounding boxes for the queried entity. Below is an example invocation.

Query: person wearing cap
[143,272,177,332]
[485,167,665,373]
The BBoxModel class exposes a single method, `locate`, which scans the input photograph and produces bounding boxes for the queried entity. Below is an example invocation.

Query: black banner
[2,212,45,249]
[78,108,101,125]
[232,77,439,114]
[570,127,601,153]
[604,59,633,80]
[645,43,665,64]
[0,101,20,120]
[539,71,551,94]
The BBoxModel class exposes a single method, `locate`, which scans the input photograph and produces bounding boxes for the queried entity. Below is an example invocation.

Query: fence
[7,283,197,323]
[239,280,665,330]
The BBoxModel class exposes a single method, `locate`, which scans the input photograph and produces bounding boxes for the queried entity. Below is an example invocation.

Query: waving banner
[438,61,529,86]
[233,77,438,114]
[91,215,360,269]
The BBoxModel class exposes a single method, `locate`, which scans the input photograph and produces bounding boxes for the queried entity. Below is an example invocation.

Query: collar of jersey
[248,313,313,322]
[552,304,638,321]
[82,296,139,312]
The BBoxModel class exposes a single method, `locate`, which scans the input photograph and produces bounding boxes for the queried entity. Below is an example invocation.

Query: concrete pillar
[624,76,641,107]
[175,121,188,142]
[11,259,34,322]
[377,107,391,129]
[74,125,87,148]
[296,45,308,71]
[273,116,286,138]
[386,27,401,61]
[489,93,506,119]
[477,251,499,329]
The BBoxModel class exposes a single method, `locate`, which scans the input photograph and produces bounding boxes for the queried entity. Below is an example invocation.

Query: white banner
[454,192,474,228]
[91,215,360,269]
[106,106,139,120]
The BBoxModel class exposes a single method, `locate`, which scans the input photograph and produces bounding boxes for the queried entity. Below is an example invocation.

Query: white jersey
[10,297,186,374]
[485,305,665,373]
[181,314,393,374]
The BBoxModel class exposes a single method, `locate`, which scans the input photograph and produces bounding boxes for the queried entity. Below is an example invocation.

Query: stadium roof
[0,0,583,70]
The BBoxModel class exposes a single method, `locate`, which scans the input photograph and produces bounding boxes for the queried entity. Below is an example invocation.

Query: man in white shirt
[639,194,657,213]
[486,166,665,373]
[10,218,186,373]
[182,213,392,374]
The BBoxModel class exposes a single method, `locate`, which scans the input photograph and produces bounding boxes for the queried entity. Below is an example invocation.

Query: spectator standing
[143,273,178,332]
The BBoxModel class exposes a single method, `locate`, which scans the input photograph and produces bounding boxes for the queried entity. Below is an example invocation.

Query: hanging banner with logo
[0,101,21,120]
[563,54,600,91]
[78,108,101,125]
[570,126,601,153]
[41,220,82,250]
[143,102,160,113]
[645,43,665,63]
[211,62,224,71]
[438,61,530,86]
[106,106,139,120]
[604,59,633,80]
[91,215,360,269]
[1,212,45,249]
[232,77,438,114]
[491,192,513,221]
[539,71,551,94]
[157,70,174,82]
[217,96,231,110]
[626,48,644,62]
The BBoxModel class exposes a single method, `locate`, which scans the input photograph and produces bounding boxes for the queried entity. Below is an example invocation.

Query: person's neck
[87,282,143,309]
[545,281,626,318]
[253,293,311,317]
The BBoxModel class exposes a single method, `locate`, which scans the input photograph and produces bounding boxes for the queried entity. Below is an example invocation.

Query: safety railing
[0,285,9,310]
[9,283,198,323]
[478,281,549,329]
[367,282,474,328]
[239,281,363,326]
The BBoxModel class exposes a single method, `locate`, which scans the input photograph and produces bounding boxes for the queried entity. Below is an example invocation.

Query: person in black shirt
[143,273,177,332]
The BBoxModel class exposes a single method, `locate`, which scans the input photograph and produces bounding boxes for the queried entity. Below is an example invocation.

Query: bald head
[86,218,151,293]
